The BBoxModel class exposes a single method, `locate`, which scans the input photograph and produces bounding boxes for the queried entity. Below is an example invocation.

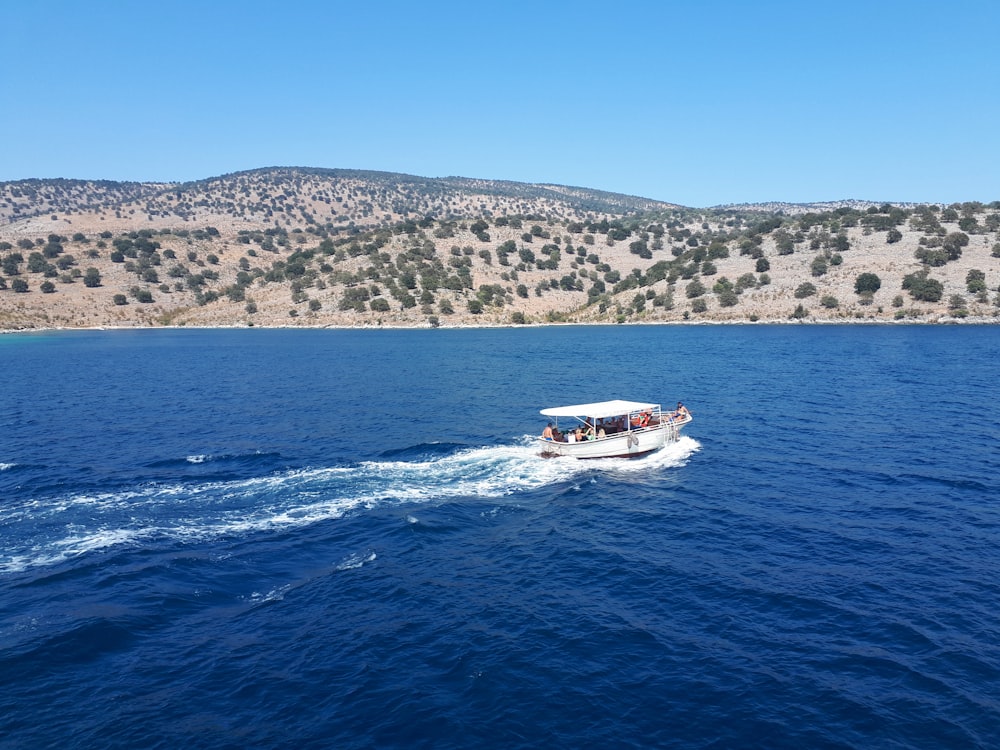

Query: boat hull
[539,418,688,459]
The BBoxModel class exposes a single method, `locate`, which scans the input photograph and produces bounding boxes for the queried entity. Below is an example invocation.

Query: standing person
[542,423,554,440]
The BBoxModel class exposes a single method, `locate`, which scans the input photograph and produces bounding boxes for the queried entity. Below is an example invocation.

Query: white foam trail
[244,584,291,604]
[335,550,377,571]
[0,462,15,471]
[1,438,700,573]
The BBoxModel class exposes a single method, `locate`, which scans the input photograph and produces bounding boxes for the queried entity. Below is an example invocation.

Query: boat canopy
[540,400,660,419]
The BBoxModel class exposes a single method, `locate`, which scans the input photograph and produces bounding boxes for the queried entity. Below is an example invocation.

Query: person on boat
[631,411,651,428]
[552,427,564,442]
[673,402,691,420]
[542,423,554,440]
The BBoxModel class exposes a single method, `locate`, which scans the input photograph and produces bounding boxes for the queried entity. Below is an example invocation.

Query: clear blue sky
[1,0,997,206]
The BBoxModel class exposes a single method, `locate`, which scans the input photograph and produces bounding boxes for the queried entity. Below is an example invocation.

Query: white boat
[538,399,692,459]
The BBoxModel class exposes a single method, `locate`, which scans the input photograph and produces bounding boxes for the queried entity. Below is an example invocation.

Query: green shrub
[966,269,987,293]
[794,282,817,298]
[113,294,127,305]
[686,279,706,298]
[902,270,943,302]
[855,273,881,294]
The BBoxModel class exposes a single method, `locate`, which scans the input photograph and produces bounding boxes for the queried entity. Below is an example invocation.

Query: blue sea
[2,325,999,749]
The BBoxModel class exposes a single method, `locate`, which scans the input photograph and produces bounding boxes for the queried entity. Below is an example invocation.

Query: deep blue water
[2,325,999,749]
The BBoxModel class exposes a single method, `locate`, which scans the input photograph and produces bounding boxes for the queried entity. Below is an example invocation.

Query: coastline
[4,313,998,336]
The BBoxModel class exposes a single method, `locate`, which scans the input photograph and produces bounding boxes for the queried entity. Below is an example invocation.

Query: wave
[0,462,15,471]
[379,442,469,459]
[145,451,284,470]
[0,437,699,574]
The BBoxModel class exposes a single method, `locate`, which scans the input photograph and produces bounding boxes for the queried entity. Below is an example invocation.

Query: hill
[1,168,998,329]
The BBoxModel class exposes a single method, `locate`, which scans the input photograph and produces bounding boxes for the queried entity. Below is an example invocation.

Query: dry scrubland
[1,168,998,330]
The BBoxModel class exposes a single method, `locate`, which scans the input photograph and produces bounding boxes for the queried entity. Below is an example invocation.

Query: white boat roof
[540,400,660,419]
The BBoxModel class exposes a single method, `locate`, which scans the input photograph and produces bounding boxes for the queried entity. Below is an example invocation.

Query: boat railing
[541,411,690,444]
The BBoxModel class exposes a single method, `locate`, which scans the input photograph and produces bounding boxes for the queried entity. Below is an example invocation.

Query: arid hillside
[1,168,998,329]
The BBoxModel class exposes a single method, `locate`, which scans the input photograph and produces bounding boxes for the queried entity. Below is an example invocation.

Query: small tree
[718,289,739,307]
[83,268,102,287]
[902,270,943,302]
[685,279,706,298]
[794,282,817,298]
[966,269,987,294]
[40,280,56,293]
[942,232,969,261]
[11,278,29,293]
[855,273,881,294]
[820,295,839,309]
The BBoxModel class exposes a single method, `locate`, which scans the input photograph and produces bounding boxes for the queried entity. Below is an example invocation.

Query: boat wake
[0,437,699,573]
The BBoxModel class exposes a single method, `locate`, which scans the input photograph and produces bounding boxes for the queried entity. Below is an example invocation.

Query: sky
[1,0,997,207]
